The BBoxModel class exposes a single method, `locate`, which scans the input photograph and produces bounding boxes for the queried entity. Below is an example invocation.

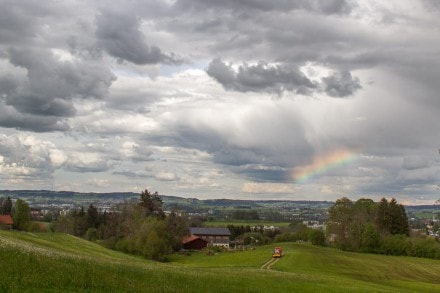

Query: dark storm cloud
[96,10,183,65]
[173,0,352,15]
[322,71,362,97]
[0,47,115,131]
[206,58,316,95]
[234,165,289,182]
[0,103,70,132]
[207,58,362,97]
[0,0,53,45]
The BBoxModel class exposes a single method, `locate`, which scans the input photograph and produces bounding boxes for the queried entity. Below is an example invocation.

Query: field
[203,220,291,227]
[1,231,440,292]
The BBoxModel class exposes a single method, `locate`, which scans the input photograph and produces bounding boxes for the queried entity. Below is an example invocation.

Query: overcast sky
[1,0,440,204]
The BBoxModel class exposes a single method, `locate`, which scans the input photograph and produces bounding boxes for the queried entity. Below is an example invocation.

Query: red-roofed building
[0,215,13,230]
[182,235,208,250]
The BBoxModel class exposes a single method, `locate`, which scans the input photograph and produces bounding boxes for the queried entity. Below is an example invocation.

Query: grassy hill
[1,231,440,292]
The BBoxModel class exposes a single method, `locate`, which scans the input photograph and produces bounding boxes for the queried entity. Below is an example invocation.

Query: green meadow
[1,230,440,292]
[203,220,291,227]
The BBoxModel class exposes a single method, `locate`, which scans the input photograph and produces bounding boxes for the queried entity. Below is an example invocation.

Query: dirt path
[261,257,280,270]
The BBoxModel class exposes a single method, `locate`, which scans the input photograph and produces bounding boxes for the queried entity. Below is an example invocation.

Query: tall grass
[1,231,440,292]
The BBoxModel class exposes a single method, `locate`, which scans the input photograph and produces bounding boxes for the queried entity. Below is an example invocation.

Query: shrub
[307,229,326,246]
[410,238,440,259]
[361,223,380,253]
[274,232,297,243]
[85,228,98,242]
[380,235,411,256]
[28,222,48,233]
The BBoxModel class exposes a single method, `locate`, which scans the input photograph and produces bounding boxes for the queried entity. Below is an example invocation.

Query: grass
[204,220,291,227]
[1,230,440,292]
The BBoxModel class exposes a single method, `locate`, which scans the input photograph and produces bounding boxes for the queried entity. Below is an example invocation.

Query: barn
[0,215,13,230]
[182,235,208,250]
[188,227,231,248]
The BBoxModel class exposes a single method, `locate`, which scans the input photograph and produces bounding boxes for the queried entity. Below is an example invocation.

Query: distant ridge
[0,189,334,208]
[2,190,436,209]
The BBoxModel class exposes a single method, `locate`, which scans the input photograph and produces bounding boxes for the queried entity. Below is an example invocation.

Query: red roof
[0,215,13,225]
[182,235,207,244]
[182,235,201,244]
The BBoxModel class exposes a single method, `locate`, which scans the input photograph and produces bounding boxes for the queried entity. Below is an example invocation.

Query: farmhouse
[0,215,13,230]
[188,227,231,249]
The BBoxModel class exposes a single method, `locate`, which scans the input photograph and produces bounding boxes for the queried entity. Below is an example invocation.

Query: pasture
[1,230,440,292]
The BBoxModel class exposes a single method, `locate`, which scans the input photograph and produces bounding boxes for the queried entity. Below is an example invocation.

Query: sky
[1,0,440,204]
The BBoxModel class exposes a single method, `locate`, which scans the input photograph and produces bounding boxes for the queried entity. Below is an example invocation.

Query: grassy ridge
[1,231,440,292]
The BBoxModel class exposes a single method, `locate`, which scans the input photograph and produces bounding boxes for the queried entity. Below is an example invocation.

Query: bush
[242,232,263,245]
[361,223,380,253]
[85,228,98,242]
[28,222,48,233]
[308,229,326,246]
[410,238,440,259]
[275,232,297,243]
[380,235,411,256]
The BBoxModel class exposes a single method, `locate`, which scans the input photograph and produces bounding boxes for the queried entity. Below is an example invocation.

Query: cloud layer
[1,0,440,203]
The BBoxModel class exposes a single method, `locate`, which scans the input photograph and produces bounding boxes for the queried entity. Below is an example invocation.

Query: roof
[0,215,13,225]
[182,235,207,244]
[189,227,231,236]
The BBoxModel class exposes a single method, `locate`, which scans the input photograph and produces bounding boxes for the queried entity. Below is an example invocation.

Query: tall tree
[389,198,409,236]
[139,189,164,218]
[2,196,13,215]
[73,206,88,237]
[86,204,99,229]
[166,211,188,250]
[350,198,378,250]
[13,199,30,230]
[376,198,391,236]
[327,197,353,249]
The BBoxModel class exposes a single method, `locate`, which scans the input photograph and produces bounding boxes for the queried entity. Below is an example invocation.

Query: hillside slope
[1,231,440,292]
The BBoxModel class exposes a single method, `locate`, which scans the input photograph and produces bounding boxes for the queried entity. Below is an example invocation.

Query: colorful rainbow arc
[292,149,358,183]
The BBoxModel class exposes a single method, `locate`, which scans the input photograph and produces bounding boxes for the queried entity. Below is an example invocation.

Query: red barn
[0,215,13,230]
[182,235,208,250]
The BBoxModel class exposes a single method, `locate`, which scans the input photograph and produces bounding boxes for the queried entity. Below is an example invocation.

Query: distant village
[1,190,439,241]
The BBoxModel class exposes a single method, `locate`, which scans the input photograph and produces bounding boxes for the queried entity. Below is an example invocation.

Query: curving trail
[261,257,280,270]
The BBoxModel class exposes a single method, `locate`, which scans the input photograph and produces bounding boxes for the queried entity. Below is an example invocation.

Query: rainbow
[292,149,358,183]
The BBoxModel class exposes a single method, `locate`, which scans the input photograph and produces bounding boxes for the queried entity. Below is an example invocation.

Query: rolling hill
[1,230,440,292]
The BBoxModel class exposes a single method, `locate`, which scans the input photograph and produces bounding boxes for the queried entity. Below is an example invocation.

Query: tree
[13,199,30,230]
[166,211,188,250]
[376,198,392,236]
[376,198,409,236]
[86,204,99,229]
[139,189,165,219]
[361,223,380,253]
[308,229,326,246]
[349,198,378,250]
[2,196,13,215]
[73,206,88,237]
[327,197,353,249]
[389,198,409,236]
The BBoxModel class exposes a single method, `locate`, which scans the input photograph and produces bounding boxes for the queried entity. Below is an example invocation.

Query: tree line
[54,189,188,261]
[326,197,440,259]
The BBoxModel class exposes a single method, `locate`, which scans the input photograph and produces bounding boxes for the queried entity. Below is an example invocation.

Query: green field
[1,231,440,292]
[204,220,291,227]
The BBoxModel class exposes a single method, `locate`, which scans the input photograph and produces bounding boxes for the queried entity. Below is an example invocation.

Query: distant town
[0,190,438,238]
